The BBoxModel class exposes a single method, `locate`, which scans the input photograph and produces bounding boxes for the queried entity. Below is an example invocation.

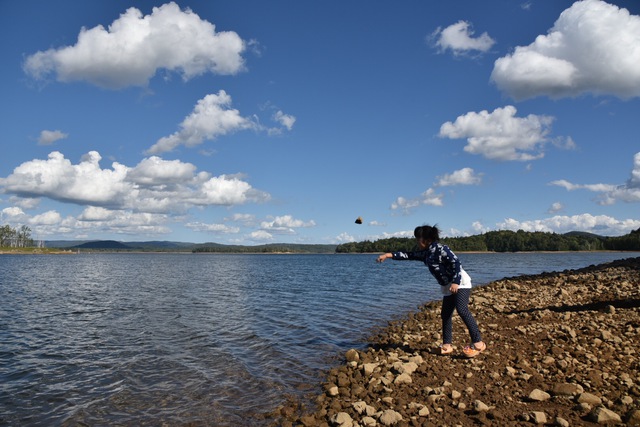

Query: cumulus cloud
[147,91,255,154]
[75,207,171,235]
[8,196,40,210]
[1,206,28,222]
[391,167,482,213]
[497,213,640,236]
[547,202,565,214]
[491,0,640,100]
[435,167,483,186]
[225,213,257,225]
[391,188,444,213]
[0,150,270,214]
[185,221,240,234]
[23,2,246,89]
[439,105,555,161]
[2,205,171,238]
[549,152,640,205]
[250,229,274,241]
[549,179,616,193]
[431,20,495,55]
[38,130,68,145]
[31,211,64,230]
[260,215,316,235]
[628,152,640,187]
[273,111,296,131]
[335,232,356,243]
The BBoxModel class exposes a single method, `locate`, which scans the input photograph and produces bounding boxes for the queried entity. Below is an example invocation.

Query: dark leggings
[441,288,482,344]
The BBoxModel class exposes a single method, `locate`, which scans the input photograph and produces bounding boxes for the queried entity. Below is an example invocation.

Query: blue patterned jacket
[391,242,462,287]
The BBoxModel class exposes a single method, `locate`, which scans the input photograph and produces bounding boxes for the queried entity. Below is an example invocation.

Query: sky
[1,0,640,245]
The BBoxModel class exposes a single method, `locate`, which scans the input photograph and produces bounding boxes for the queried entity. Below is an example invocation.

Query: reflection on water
[1,252,637,425]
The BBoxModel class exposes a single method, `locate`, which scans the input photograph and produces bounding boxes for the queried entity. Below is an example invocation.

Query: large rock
[552,383,584,396]
[588,406,622,424]
[379,409,402,426]
[528,389,551,401]
[330,412,353,427]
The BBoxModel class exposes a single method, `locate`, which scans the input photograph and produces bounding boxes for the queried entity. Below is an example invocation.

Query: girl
[377,225,486,357]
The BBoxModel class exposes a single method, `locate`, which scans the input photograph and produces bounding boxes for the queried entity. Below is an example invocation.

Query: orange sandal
[440,344,454,355]
[463,342,486,358]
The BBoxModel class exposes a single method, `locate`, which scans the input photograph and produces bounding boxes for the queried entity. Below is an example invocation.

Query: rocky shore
[269,256,640,426]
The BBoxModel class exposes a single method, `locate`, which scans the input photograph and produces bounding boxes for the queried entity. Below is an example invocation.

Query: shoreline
[268,256,640,426]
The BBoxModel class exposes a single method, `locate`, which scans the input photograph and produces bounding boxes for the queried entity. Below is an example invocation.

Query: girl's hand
[377,253,390,263]
[449,283,459,294]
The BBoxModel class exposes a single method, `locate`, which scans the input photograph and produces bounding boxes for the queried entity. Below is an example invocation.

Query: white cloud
[250,229,273,241]
[185,221,240,234]
[31,210,63,225]
[273,110,296,131]
[628,152,640,187]
[8,196,40,210]
[436,167,483,186]
[225,213,257,225]
[391,188,443,213]
[0,151,130,206]
[38,130,68,145]
[335,232,356,243]
[552,136,577,151]
[547,202,564,214]
[1,206,27,221]
[354,230,421,244]
[432,21,495,55]
[549,152,640,205]
[491,0,640,100]
[0,150,270,214]
[260,215,316,234]
[472,221,490,234]
[74,208,171,236]
[23,2,246,89]
[390,167,481,213]
[147,91,255,154]
[497,213,640,236]
[9,206,172,238]
[549,179,616,193]
[78,206,117,221]
[391,196,420,212]
[126,156,197,185]
[439,105,554,161]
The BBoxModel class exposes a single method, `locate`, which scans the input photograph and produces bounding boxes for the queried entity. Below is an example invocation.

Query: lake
[1,252,638,426]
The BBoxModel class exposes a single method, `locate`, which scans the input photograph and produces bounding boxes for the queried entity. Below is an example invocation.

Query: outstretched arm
[378,250,426,263]
[376,253,392,263]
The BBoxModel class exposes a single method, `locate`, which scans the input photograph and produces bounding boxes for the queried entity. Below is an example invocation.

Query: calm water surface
[1,252,638,426]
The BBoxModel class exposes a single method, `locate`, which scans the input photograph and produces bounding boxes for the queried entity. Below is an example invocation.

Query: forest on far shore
[335,229,640,253]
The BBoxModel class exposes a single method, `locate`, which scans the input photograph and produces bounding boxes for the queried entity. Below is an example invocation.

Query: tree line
[0,225,36,248]
[193,243,337,253]
[335,229,640,253]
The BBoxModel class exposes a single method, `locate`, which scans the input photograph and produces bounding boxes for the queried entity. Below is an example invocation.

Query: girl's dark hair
[414,224,440,242]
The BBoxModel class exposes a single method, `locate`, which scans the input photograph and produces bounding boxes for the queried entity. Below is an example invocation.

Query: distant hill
[123,241,196,250]
[74,240,132,249]
[44,240,337,253]
[47,240,198,251]
[564,231,606,240]
[192,242,337,253]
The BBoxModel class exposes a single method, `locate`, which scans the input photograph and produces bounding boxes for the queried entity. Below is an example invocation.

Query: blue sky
[1,0,639,245]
